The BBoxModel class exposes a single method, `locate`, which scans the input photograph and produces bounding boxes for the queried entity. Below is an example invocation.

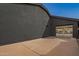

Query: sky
[43,3,79,19]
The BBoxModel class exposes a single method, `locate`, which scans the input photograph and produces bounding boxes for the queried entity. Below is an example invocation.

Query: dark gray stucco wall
[75,22,79,39]
[76,22,79,45]
[0,4,49,45]
[42,18,56,37]
[73,22,78,38]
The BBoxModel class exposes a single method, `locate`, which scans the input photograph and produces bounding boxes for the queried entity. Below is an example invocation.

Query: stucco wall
[0,4,49,45]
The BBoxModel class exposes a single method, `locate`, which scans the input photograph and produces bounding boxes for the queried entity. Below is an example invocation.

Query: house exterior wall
[42,16,56,37]
[0,4,49,45]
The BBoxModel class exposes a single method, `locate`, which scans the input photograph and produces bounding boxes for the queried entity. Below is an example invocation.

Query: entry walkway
[0,37,79,56]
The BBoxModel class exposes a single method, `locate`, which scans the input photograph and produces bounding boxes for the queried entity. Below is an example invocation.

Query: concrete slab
[0,43,39,56]
[46,38,79,56]
[22,37,67,55]
[0,37,79,56]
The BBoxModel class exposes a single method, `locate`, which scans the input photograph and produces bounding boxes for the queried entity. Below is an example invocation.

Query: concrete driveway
[0,37,79,56]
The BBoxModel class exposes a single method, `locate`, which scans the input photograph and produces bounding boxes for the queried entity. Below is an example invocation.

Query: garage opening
[56,25,73,38]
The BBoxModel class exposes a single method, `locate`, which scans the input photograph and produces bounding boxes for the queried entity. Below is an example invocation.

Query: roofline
[13,3,51,18]
[51,15,79,22]
[25,3,79,22]
[12,3,79,22]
